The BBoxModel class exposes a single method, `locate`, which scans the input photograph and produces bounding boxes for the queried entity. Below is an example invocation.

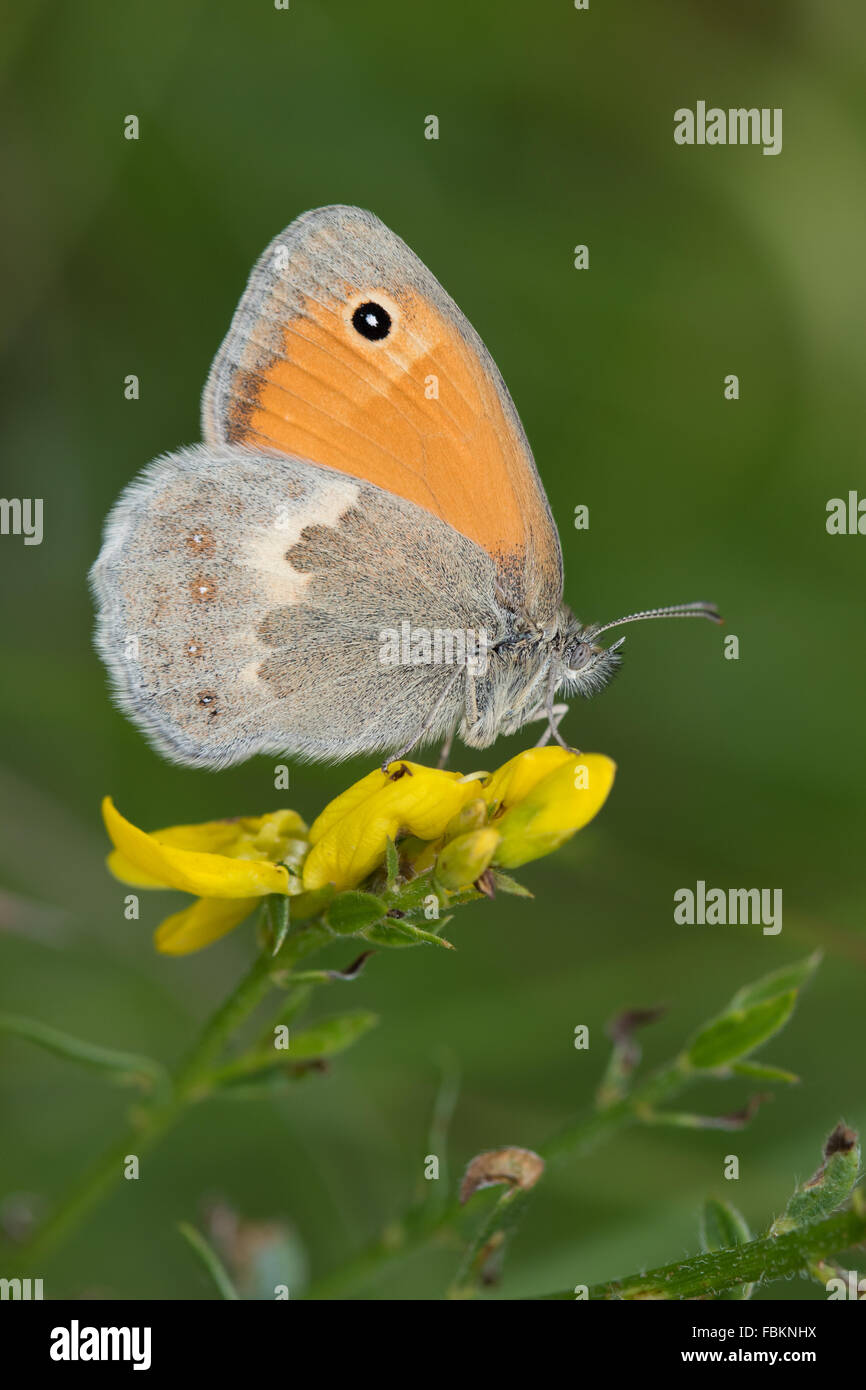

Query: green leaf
[687,992,796,1070]
[325,891,386,934]
[178,1222,239,1300]
[700,1197,752,1251]
[385,837,400,888]
[729,1059,799,1085]
[0,1012,168,1093]
[489,870,533,898]
[360,922,417,948]
[384,874,438,913]
[363,921,454,949]
[730,952,821,1010]
[700,1196,756,1294]
[265,894,291,956]
[686,955,820,1072]
[287,1011,379,1060]
[209,1010,379,1089]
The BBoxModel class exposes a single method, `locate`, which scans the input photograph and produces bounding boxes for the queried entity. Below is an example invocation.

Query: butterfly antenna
[588,601,722,640]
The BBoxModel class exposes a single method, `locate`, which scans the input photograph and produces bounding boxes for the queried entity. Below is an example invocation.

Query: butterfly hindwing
[90,444,504,767]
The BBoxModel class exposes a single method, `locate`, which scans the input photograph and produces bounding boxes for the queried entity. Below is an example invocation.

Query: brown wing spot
[185,528,215,555]
[190,577,217,602]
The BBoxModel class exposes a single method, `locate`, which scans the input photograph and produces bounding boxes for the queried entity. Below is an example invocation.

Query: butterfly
[90,205,719,769]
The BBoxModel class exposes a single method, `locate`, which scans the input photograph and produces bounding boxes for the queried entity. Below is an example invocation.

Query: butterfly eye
[565,641,593,673]
[351,301,392,341]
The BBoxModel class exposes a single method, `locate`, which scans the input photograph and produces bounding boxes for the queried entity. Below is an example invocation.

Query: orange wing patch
[202,206,563,623]
[227,287,528,563]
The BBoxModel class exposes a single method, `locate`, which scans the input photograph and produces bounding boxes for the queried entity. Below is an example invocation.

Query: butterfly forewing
[202,205,563,625]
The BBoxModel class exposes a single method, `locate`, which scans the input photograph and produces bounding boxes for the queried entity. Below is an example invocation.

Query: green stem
[539,1205,866,1300]
[171,945,286,1100]
[542,1056,691,1163]
[450,1186,535,1296]
[10,921,329,1272]
[0,1013,169,1095]
[178,1221,240,1300]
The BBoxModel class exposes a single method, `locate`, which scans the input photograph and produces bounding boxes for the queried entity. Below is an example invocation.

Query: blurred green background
[1,0,864,1299]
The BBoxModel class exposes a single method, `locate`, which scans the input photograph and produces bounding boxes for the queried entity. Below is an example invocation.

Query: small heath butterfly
[91,206,719,768]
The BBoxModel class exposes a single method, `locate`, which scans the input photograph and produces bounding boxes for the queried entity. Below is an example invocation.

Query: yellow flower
[484,748,616,869]
[304,749,615,891]
[102,747,616,955]
[303,762,483,891]
[102,798,307,955]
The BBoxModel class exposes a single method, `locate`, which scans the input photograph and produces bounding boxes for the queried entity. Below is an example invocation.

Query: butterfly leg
[534,704,570,748]
[380,666,465,774]
[437,725,457,769]
[525,666,574,750]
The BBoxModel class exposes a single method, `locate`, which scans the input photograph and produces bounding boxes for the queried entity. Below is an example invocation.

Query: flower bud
[443,797,489,840]
[435,827,500,889]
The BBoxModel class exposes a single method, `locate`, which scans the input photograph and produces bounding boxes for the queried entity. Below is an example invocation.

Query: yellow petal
[102,798,289,899]
[494,754,616,869]
[106,849,173,889]
[304,764,480,891]
[308,762,466,845]
[154,897,259,956]
[308,768,397,846]
[152,808,307,859]
[149,819,253,853]
[483,747,575,812]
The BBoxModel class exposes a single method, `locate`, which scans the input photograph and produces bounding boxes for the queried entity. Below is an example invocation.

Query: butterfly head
[559,628,625,698]
[557,600,722,700]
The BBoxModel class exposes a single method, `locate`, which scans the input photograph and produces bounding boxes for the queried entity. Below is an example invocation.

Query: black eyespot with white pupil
[352,301,391,341]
